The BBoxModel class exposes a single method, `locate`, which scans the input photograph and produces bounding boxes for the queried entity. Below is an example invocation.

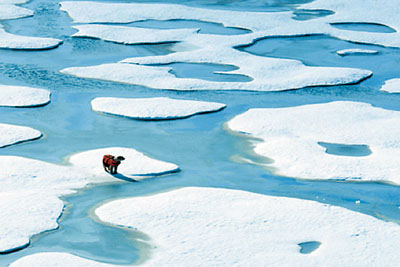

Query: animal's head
[116,156,125,161]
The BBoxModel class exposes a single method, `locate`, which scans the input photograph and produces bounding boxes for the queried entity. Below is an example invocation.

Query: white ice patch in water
[0,29,62,50]
[0,85,50,107]
[0,148,178,253]
[0,4,32,20]
[336,49,378,56]
[68,147,180,178]
[299,0,400,48]
[72,24,199,45]
[228,101,400,184]
[61,60,371,91]
[91,97,226,120]
[380,78,400,93]
[12,187,400,266]
[0,123,42,148]
[59,1,376,91]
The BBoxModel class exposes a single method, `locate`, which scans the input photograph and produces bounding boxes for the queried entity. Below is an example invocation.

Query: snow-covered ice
[69,147,180,178]
[91,97,226,120]
[0,85,50,107]
[380,78,400,93]
[72,24,198,45]
[0,123,41,148]
[0,147,178,253]
[0,29,62,50]
[59,1,377,91]
[0,4,32,20]
[336,49,378,56]
[61,60,371,91]
[227,101,400,184]
[11,187,400,266]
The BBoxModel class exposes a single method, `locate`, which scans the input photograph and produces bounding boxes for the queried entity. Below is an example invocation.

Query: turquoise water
[0,0,400,265]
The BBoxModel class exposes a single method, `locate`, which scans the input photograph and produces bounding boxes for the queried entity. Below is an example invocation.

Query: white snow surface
[380,78,400,93]
[69,147,180,178]
[228,101,400,184]
[0,85,50,107]
[72,24,198,45]
[0,29,62,50]
[0,4,32,20]
[91,97,226,120]
[0,147,178,252]
[0,123,41,148]
[61,61,371,91]
[336,49,378,56]
[12,187,400,266]
[59,1,377,91]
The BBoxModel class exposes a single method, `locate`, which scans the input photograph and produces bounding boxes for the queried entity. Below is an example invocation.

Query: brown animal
[103,154,125,174]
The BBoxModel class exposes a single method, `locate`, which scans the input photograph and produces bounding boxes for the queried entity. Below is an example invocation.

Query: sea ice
[227,101,400,184]
[68,147,180,178]
[11,187,400,266]
[0,85,50,107]
[379,78,400,93]
[91,97,226,120]
[0,147,178,253]
[60,1,374,91]
[0,123,41,148]
[72,24,198,45]
[61,60,371,91]
[336,49,378,56]
[0,4,32,20]
[299,0,400,48]
[0,29,62,50]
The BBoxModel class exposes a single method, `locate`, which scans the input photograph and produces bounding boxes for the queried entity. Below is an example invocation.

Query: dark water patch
[330,23,396,33]
[110,19,251,35]
[318,142,372,157]
[237,34,400,86]
[147,62,253,82]
[298,241,321,254]
[292,9,334,21]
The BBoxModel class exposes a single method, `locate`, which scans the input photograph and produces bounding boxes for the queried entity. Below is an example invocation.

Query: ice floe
[69,147,180,178]
[72,24,198,45]
[91,97,226,120]
[60,1,376,91]
[0,85,50,107]
[0,147,178,253]
[0,123,41,148]
[0,4,32,20]
[336,49,378,56]
[12,187,400,266]
[227,101,400,184]
[300,0,400,48]
[380,78,400,93]
[0,29,62,50]
[61,60,371,91]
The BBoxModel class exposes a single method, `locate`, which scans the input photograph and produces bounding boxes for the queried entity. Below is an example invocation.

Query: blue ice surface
[0,0,400,265]
[298,241,321,254]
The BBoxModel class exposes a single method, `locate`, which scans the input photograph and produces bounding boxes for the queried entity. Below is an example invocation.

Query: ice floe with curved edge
[380,78,400,93]
[228,101,400,185]
[0,85,50,107]
[60,1,400,48]
[0,123,42,148]
[72,24,199,45]
[91,97,226,120]
[0,147,178,253]
[299,0,400,48]
[12,187,400,266]
[336,49,378,56]
[0,29,62,50]
[0,4,32,20]
[68,147,180,179]
[61,59,371,91]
